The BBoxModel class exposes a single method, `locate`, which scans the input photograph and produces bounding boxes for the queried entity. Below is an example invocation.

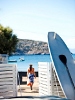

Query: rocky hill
[14,39,49,55]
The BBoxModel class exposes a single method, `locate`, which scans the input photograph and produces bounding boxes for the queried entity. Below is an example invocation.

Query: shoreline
[9,54,50,56]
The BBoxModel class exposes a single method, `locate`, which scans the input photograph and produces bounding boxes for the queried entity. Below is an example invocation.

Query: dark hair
[29,64,32,71]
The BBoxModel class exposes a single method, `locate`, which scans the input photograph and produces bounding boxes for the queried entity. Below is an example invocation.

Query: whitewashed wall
[38,62,66,98]
[0,64,17,98]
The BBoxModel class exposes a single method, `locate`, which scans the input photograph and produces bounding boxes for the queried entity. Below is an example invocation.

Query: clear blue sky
[0,0,75,49]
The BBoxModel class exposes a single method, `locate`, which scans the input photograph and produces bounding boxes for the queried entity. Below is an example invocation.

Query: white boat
[8,59,17,62]
[19,57,25,61]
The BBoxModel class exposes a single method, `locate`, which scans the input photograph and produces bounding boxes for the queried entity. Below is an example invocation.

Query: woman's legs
[30,82,33,90]
[30,85,32,90]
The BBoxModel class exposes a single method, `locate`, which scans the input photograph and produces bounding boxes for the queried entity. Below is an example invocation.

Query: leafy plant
[0,24,18,55]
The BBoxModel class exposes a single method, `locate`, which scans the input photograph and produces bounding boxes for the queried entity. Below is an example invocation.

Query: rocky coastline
[13,39,49,55]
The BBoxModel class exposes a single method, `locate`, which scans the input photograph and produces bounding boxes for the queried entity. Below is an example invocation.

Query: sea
[8,54,75,72]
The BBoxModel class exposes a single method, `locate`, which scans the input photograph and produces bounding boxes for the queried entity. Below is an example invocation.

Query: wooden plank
[0,91,13,97]
[0,85,13,92]
[39,88,48,95]
[39,78,48,82]
[39,84,49,89]
[39,72,49,76]
[39,89,48,94]
[0,74,13,79]
[53,87,62,91]
[38,68,48,72]
[39,82,49,86]
[0,67,14,71]
[39,70,48,75]
[0,78,14,82]
[38,62,49,67]
[0,71,13,75]
[0,81,13,85]
[39,75,48,79]
[0,64,16,67]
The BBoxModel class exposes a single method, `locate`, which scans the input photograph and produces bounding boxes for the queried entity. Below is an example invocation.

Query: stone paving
[17,77,39,97]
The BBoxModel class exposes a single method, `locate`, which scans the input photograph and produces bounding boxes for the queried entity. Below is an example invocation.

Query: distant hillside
[13,39,49,55]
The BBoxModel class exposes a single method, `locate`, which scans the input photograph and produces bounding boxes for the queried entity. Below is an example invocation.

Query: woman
[27,64,36,90]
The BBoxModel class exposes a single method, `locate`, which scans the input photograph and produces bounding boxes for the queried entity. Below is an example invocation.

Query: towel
[27,73,34,86]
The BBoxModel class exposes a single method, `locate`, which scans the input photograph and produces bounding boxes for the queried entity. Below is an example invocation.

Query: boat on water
[8,59,17,62]
[19,57,25,61]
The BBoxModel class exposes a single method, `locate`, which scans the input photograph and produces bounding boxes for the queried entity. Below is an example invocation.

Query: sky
[0,0,75,50]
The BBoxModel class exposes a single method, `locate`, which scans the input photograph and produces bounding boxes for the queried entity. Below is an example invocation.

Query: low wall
[18,71,38,85]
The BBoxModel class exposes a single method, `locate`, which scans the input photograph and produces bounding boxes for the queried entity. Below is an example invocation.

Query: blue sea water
[8,54,75,72]
[8,54,51,71]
